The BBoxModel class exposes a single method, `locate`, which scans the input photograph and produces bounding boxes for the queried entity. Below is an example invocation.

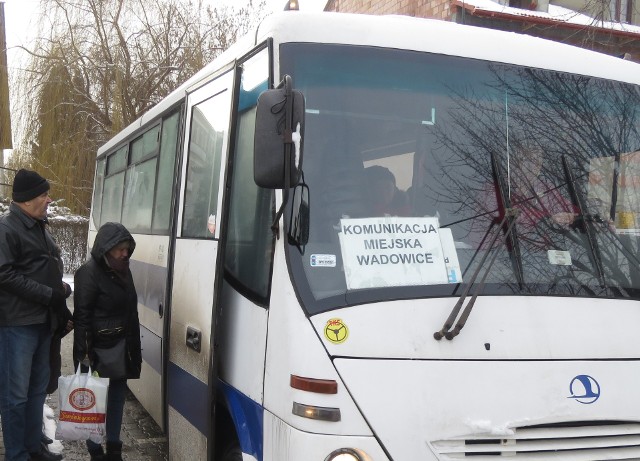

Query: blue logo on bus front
[568,375,600,404]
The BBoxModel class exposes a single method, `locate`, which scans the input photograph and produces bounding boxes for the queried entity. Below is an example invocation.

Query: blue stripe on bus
[219,380,263,461]
[168,361,209,435]
[140,325,162,374]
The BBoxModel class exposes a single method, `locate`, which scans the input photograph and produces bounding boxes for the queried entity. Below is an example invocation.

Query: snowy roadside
[63,274,74,293]
[43,404,64,455]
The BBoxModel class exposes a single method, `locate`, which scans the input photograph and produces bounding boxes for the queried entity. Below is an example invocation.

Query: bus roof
[98,11,640,156]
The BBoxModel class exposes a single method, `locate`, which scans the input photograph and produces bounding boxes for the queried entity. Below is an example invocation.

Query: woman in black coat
[73,222,141,461]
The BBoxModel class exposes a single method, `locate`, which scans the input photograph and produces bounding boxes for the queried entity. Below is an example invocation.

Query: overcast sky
[1,0,326,156]
[2,0,327,68]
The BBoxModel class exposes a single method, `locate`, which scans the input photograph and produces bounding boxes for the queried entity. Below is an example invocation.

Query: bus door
[166,70,234,459]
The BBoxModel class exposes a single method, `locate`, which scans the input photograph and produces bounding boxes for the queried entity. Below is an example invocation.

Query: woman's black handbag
[93,338,127,379]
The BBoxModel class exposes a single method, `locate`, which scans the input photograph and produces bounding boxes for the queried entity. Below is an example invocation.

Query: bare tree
[11,0,266,215]
[423,62,640,294]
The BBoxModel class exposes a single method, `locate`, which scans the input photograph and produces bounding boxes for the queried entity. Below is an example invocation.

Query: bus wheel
[219,442,242,461]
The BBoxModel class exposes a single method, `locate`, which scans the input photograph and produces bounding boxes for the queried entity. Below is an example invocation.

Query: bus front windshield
[280,43,640,315]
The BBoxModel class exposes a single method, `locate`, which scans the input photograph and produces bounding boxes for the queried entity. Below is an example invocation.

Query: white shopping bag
[55,365,109,443]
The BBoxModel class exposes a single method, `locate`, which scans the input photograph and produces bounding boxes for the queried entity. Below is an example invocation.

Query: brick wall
[325,0,453,20]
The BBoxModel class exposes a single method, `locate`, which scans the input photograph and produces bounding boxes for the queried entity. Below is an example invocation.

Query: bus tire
[214,403,242,461]
[218,442,242,461]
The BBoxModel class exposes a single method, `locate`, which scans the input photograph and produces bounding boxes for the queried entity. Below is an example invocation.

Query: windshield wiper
[434,150,523,341]
[491,150,525,287]
[561,155,606,286]
[434,208,520,340]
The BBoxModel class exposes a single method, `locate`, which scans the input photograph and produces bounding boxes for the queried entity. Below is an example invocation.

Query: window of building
[611,0,635,23]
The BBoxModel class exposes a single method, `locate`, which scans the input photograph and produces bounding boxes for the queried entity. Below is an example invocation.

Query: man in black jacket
[0,169,69,461]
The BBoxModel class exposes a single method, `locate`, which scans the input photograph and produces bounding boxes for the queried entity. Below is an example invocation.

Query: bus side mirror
[288,179,310,250]
[254,75,305,189]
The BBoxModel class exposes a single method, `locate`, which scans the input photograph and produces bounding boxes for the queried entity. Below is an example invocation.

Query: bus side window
[101,171,125,224]
[224,49,274,306]
[152,112,180,234]
[122,125,160,233]
[100,146,128,224]
[122,158,157,232]
[91,158,106,229]
[182,90,231,239]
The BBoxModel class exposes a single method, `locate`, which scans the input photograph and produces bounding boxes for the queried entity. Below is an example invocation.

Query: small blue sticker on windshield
[311,254,336,268]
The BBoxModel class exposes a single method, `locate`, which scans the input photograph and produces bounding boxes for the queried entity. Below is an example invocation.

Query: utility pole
[0,2,11,198]
[0,2,11,151]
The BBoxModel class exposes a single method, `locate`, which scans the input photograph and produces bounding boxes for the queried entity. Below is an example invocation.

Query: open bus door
[165,70,234,460]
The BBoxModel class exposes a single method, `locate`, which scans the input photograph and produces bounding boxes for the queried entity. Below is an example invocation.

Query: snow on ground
[63,274,74,292]
[43,404,64,455]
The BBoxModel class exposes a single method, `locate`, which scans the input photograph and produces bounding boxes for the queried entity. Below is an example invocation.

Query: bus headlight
[324,448,370,461]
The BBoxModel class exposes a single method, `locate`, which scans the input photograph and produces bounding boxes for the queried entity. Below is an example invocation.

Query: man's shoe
[106,440,124,461]
[29,448,63,461]
[88,445,106,461]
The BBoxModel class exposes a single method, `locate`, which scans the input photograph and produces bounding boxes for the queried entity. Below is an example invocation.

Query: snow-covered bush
[0,199,89,273]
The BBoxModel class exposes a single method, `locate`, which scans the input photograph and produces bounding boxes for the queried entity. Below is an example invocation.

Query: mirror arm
[271,76,295,239]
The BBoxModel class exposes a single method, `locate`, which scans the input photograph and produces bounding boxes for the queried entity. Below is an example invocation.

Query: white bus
[89,11,640,461]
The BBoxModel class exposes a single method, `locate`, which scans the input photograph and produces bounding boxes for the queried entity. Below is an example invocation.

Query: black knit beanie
[12,169,50,202]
